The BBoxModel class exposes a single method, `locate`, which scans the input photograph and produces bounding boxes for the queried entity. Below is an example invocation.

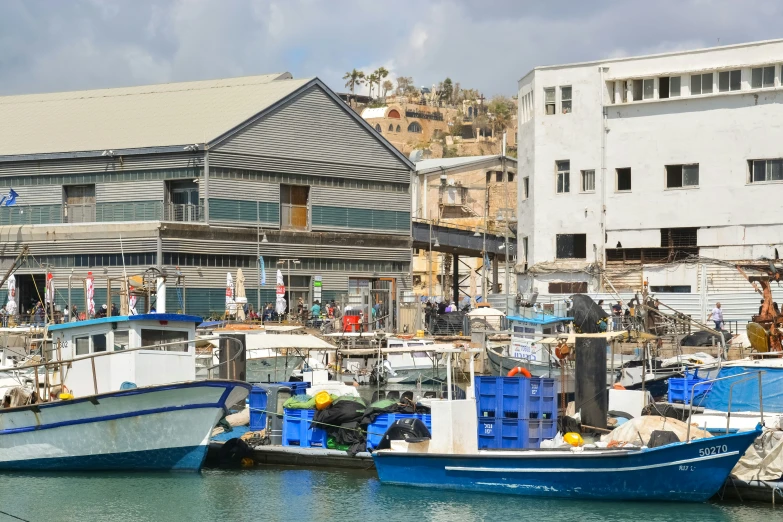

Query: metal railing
[0,205,65,225]
[685,371,765,441]
[163,203,204,222]
[22,335,246,400]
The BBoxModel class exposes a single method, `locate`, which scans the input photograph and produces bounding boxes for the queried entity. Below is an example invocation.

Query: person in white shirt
[711,302,723,331]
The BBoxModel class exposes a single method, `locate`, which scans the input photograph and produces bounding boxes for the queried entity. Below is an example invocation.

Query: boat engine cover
[375,418,432,450]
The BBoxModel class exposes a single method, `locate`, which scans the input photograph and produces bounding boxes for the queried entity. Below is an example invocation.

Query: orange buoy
[507,366,532,378]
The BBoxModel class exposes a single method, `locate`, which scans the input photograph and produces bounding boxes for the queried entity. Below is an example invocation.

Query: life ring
[507,366,532,378]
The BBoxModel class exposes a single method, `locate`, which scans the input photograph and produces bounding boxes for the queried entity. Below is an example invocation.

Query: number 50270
[699,445,728,457]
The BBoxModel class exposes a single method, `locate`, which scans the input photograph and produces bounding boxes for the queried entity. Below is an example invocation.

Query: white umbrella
[235,268,247,321]
[6,274,17,316]
[86,272,95,317]
[275,269,286,315]
[128,284,138,316]
[225,272,236,317]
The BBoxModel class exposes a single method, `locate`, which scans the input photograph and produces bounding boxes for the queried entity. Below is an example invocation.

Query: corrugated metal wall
[212,86,410,184]
[605,262,643,291]
[310,185,409,212]
[208,178,280,202]
[96,181,165,202]
[0,153,202,177]
[9,185,62,205]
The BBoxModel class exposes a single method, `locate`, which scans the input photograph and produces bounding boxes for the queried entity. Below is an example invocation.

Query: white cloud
[2,0,783,97]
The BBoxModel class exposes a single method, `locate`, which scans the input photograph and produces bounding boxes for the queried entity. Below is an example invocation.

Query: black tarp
[680,330,731,347]
[430,311,465,335]
[570,294,608,334]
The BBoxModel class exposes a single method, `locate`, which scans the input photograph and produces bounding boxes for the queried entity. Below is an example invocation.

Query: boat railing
[21,335,245,397]
[686,370,765,441]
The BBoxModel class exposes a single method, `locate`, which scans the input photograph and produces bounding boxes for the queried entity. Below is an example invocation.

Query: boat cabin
[506,313,571,361]
[49,314,202,396]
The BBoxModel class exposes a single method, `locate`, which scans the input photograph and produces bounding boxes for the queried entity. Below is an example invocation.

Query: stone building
[0,74,414,319]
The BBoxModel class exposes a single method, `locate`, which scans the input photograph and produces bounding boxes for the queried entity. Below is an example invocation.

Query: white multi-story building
[516,39,783,321]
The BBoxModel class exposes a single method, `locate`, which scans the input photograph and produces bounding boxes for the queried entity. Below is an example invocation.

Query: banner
[259,256,266,286]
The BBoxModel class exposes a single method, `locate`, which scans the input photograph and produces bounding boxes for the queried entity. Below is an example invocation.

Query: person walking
[711,302,724,331]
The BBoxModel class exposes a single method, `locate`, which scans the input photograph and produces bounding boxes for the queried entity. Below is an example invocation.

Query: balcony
[0,202,205,226]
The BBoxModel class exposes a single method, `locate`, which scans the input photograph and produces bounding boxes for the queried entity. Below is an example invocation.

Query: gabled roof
[415,155,517,175]
[0,73,311,158]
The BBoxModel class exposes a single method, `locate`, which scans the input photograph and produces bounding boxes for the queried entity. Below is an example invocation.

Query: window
[555,234,587,259]
[75,337,90,356]
[508,172,515,182]
[749,159,783,183]
[643,79,654,99]
[665,164,699,188]
[496,171,503,182]
[64,184,96,223]
[659,76,681,99]
[280,184,310,230]
[616,168,632,191]
[407,121,422,133]
[522,237,528,270]
[544,87,555,115]
[690,73,713,95]
[650,285,692,293]
[718,69,741,92]
[522,177,529,199]
[92,334,107,353]
[580,170,595,192]
[141,329,189,352]
[113,330,129,351]
[388,124,394,132]
[556,161,570,193]
[619,80,628,103]
[548,282,588,294]
[751,66,775,88]
[486,172,492,183]
[660,227,698,248]
[561,86,572,113]
[632,79,643,101]
[375,124,382,132]
[387,109,401,119]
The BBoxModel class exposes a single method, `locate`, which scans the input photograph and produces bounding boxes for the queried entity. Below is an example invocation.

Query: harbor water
[0,468,773,522]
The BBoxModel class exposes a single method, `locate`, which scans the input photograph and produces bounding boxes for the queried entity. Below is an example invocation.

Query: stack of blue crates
[475,376,558,449]
[667,371,706,404]
[282,409,328,447]
[276,381,311,396]
[366,413,432,450]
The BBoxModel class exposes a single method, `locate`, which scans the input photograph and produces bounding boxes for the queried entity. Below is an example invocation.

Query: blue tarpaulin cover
[703,366,783,413]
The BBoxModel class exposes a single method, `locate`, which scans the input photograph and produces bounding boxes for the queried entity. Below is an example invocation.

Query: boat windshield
[140,329,189,352]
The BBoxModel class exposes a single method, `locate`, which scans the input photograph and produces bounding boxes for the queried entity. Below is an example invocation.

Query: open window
[280,185,309,230]
[544,87,555,115]
[166,180,200,222]
[665,164,699,188]
[555,234,587,259]
[616,168,632,191]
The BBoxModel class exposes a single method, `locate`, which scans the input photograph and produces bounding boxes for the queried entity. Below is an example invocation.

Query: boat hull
[0,380,250,472]
[373,428,761,502]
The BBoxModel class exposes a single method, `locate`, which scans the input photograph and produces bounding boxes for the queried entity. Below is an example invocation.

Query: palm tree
[342,69,365,101]
[367,73,379,98]
[382,80,393,98]
[375,67,389,83]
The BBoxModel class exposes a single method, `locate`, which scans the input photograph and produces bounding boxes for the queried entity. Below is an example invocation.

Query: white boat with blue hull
[374,426,761,501]
[0,380,250,471]
[0,313,250,472]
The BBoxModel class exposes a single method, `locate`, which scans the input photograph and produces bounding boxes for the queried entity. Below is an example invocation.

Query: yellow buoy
[58,393,74,400]
[314,390,333,410]
[564,432,584,447]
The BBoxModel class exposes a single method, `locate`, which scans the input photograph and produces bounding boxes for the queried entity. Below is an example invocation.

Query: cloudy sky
[2,0,782,97]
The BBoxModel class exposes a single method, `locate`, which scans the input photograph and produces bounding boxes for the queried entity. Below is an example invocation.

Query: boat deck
[207,441,374,470]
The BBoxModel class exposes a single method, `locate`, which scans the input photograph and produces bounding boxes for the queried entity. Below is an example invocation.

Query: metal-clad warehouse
[0,73,414,318]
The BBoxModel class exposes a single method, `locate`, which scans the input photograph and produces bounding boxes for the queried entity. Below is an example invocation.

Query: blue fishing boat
[374,426,760,501]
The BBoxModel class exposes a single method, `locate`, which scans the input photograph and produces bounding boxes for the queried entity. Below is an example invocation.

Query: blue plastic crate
[282,409,328,447]
[528,395,557,420]
[275,381,311,396]
[366,413,432,450]
[249,386,268,431]
[500,419,530,449]
[668,376,706,404]
[500,378,530,419]
[529,378,556,398]
[528,419,556,441]
[477,417,500,449]
[475,376,500,417]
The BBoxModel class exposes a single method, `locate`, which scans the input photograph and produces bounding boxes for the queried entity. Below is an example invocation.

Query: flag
[45,272,54,304]
[0,188,19,207]
[259,256,266,286]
